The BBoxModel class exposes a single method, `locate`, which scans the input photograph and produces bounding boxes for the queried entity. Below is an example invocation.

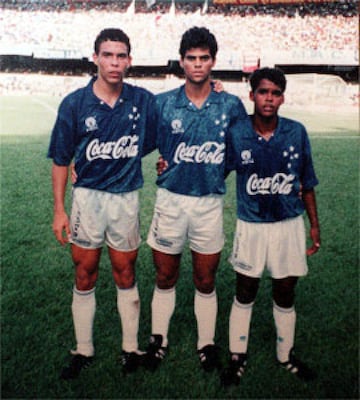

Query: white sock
[72,287,96,357]
[151,286,176,347]
[273,302,296,363]
[229,297,254,354]
[194,289,217,350]
[117,284,140,353]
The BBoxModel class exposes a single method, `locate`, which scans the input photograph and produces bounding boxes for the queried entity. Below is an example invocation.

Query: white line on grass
[312,136,359,139]
[32,98,57,115]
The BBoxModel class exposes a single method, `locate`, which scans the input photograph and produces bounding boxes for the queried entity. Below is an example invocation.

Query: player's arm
[302,188,321,256]
[52,162,71,246]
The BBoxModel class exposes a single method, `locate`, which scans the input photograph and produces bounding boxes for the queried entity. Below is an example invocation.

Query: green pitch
[1,95,359,399]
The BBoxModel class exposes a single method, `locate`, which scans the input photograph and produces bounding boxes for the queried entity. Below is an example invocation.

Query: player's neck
[252,114,278,141]
[185,79,212,109]
[93,78,123,108]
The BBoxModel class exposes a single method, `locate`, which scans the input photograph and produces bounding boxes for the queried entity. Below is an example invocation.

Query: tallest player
[48,28,157,379]
[144,26,248,372]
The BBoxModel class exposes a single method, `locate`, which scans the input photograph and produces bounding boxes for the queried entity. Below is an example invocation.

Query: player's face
[93,40,132,85]
[250,79,284,118]
[180,48,215,85]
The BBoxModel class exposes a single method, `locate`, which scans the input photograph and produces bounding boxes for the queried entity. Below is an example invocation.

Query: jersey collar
[175,84,221,109]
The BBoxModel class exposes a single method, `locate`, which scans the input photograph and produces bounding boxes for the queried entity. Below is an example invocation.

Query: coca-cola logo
[86,136,139,161]
[174,141,225,164]
[246,173,295,195]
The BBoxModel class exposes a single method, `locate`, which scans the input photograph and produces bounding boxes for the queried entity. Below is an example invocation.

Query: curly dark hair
[179,26,218,59]
[250,67,287,93]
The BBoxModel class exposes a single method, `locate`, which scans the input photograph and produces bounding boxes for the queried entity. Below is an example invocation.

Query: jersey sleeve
[47,95,78,166]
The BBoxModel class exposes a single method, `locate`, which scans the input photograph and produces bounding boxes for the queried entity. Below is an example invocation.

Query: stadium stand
[0,0,358,106]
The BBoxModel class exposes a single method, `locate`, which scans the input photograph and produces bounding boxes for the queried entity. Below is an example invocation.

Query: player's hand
[306,226,321,256]
[71,163,78,184]
[212,79,224,93]
[156,156,168,176]
[53,210,71,246]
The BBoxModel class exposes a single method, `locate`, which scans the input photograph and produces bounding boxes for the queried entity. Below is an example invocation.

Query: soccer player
[221,67,321,386]
[48,28,157,379]
[144,26,248,372]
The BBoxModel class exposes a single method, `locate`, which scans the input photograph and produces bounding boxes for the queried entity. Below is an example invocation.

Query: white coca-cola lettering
[246,173,295,195]
[174,142,225,164]
[86,136,139,161]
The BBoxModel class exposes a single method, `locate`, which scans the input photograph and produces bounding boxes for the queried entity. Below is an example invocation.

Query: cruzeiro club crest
[85,116,98,132]
[171,119,184,134]
[241,149,254,165]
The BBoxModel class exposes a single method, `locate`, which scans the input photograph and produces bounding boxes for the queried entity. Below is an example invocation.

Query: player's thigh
[188,194,224,254]
[152,249,181,289]
[71,244,102,290]
[192,250,221,293]
[147,189,188,254]
[108,247,138,289]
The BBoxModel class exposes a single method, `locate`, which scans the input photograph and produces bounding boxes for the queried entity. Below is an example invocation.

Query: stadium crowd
[2,0,358,17]
[1,0,358,67]
[0,0,358,106]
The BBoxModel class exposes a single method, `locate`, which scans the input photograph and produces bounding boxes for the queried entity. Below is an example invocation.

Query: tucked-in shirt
[48,78,157,193]
[227,116,318,222]
[155,84,248,196]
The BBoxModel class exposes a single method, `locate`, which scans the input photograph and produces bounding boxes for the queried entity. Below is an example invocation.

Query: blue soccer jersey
[155,85,248,196]
[48,78,157,193]
[227,116,319,222]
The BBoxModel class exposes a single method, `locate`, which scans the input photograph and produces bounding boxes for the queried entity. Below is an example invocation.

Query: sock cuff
[73,286,96,296]
[234,297,254,309]
[273,302,295,313]
[117,283,138,292]
[195,289,216,299]
[155,285,176,295]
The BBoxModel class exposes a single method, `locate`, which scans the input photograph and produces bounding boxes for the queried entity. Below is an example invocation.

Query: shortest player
[221,67,321,386]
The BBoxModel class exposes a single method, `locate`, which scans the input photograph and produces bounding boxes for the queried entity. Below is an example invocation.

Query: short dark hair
[94,28,131,55]
[249,67,287,93]
[179,27,218,59]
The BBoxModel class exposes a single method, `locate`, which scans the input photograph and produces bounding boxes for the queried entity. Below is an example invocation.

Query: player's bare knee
[114,266,135,289]
[75,273,97,291]
[156,270,178,289]
[272,277,297,308]
[236,273,259,304]
[193,275,215,294]
[74,262,98,291]
[273,289,295,308]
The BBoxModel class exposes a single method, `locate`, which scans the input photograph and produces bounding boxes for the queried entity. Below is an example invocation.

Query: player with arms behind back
[221,67,321,386]
[48,28,157,379]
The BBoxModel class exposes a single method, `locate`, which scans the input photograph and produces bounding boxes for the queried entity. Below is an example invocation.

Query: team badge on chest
[85,116,98,132]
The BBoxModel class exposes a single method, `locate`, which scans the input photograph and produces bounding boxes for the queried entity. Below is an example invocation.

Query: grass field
[1,93,359,399]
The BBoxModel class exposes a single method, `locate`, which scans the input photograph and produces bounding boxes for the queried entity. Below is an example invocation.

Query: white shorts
[229,216,308,279]
[147,188,224,255]
[70,187,141,251]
